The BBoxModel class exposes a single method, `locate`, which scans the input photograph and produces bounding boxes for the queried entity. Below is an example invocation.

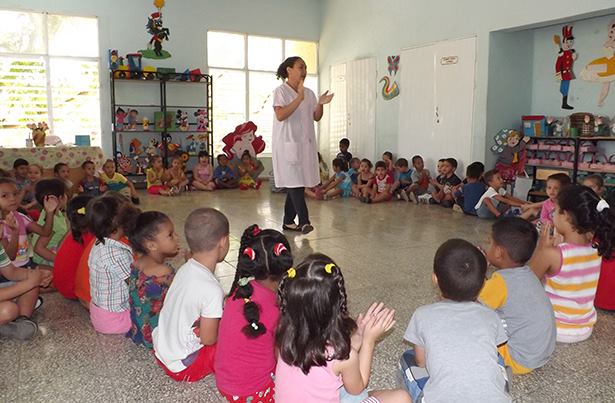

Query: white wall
[0,0,321,157]
[319,0,615,164]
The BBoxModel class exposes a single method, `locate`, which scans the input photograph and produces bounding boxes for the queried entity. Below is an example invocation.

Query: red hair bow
[252,226,261,236]
[243,247,256,261]
[273,243,287,256]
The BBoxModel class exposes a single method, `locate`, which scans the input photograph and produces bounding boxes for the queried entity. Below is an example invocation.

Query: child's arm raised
[199,317,220,346]
[27,196,59,237]
[529,223,562,279]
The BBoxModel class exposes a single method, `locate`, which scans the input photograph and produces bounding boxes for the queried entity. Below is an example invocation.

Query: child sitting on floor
[126,211,177,349]
[192,151,216,191]
[53,195,94,300]
[530,185,615,343]
[22,163,44,218]
[101,159,140,203]
[53,163,74,196]
[392,158,413,201]
[0,178,58,269]
[455,162,486,215]
[276,253,410,403]
[363,160,393,203]
[78,161,106,197]
[348,157,360,185]
[0,243,51,340]
[146,156,172,196]
[383,151,395,177]
[400,239,511,403]
[31,179,69,267]
[475,170,531,220]
[87,195,139,334]
[523,173,571,225]
[153,208,229,382]
[238,151,262,190]
[583,174,606,199]
[316,158,353,200]
[165,157,189,194]
[215,225,293,402]
[13,159,33,210]
[214,154,239,189]
[352,158,374,200]
[429,158,462,207]
[409,155,432,204]
[479,218,556,374]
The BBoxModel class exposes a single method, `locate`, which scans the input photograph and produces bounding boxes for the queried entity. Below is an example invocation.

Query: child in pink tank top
[214,225,293,402]
[275,254,411,403]
[530,185,615,343]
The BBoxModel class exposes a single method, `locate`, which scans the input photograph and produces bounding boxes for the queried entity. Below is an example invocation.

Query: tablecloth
[0,147,105,170]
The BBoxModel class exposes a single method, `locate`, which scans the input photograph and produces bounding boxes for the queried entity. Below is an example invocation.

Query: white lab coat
[271,82,320,188]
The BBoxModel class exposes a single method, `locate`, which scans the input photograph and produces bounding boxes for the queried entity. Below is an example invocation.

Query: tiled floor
[2,188,615,402]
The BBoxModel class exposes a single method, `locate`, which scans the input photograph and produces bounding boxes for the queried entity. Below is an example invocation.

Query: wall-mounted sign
[440,56,458,65]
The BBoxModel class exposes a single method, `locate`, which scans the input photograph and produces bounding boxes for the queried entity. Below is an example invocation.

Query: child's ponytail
[558,185,615,259]
[67,195,93,244]
[231,224,292,338]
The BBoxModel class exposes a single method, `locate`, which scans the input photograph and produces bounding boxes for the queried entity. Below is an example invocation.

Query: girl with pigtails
[214,224,293,402]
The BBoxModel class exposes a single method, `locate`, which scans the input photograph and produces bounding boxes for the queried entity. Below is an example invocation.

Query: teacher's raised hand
[319,90,334,105]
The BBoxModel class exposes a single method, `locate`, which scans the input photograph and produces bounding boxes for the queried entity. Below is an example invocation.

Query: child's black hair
[350,157,360,166]
[34,179,66,206]
[53,162,68,174]
[276,56,302,80]
[584,174,604,189]
[547,173,571,187]
[411,155,423,164]
[339,138,350,147]
[375,160,386,170]
[483,169,499,184]
[332,158,348,172]
[230,224,292,338]
[216,154,227,162]
[433,239,487,302]
[383,151,393,159]
[276,253,356,374]
[13,158,29,169]
[67,195,93,244]
[88,195,140,243]
[81,160,95,169]
[198,150,209,159]
[558,185,615,259]
[445,158,458,170]
[492,217,538,265]
[469,161,485,174]
[0,177,17,187]
[361,158,373,169]
[126,211,171,255]
[466,163,483,179]
[395,158,409,168]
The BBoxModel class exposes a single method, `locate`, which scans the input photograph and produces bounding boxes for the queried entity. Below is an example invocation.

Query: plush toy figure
[546,116,564,136]
[595,116,611,136]
[142,117,150,131]
[221,121,266,160]
[27,122,49,148]
[146,138,159,156]
[129,138,143,156]
[127,109,139,131]
[116,152,133,175]
[492,129,530,183]
[194,109,208,131]
[115,107,127,131]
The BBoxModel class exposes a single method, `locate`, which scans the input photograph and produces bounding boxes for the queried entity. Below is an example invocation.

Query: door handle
[435,106,440,124]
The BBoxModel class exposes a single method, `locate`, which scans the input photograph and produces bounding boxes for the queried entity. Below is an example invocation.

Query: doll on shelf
[127,109,139,131]
[115,107,127,131]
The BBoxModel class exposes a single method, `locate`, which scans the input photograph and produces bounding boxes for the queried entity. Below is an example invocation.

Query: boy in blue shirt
[214,154,239,189]
[454,162,486,215]
[392,158,414,202]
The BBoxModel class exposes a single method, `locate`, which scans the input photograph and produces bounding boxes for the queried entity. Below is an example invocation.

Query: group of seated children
[2,154,615,402]
[146,151,263,196]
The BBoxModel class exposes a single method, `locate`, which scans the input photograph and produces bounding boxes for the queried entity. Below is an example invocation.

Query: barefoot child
[475,170,532,220]
[352,158,374,200]
[192,151,216,191]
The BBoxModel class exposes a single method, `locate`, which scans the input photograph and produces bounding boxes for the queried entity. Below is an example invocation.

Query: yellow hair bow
[324,263,335,274]
[77,207,86,215]
[244,298,250,304]
[287,267,296,278]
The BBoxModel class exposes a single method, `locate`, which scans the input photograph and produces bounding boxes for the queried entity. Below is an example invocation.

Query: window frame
[207,30,319,156]
[0,9,100,147]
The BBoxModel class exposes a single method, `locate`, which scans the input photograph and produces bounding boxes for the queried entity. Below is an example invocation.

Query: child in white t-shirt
[475,170,532,220]
[153,208,229,382]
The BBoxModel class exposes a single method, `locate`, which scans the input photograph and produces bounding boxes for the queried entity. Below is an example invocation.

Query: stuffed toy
[194,109,208,131]
[221,121,266,160]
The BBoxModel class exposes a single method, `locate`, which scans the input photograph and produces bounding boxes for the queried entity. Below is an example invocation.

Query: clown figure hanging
[140,0,171,59]
[379,55,400,101]
[492,129,530,183]
[554,25,576,110]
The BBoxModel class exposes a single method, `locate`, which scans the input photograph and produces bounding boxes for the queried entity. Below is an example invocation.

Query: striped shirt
[545,243,601,339]
[89,238,133,312]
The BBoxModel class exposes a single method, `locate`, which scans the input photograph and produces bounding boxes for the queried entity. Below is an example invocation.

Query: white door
[398,38,476,173]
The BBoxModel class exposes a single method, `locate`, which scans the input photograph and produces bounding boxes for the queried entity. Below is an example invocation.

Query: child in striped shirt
[530,185,615,343]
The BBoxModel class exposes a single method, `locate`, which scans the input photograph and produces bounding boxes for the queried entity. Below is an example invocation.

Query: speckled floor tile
[2,189,615,402]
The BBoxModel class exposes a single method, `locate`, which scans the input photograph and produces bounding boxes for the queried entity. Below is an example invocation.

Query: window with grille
[0,11,100,148]
[207,31,318,156]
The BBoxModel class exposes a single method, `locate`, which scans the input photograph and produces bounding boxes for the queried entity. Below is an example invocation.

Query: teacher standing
[272,56,333,234]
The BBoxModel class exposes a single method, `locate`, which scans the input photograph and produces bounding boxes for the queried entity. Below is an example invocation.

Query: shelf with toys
[110,69,213,181]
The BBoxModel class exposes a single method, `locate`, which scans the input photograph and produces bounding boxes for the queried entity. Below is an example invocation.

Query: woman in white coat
[272,57,333,234]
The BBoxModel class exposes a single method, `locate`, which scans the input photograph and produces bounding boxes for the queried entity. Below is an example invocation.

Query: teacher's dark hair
[276,56,302,80]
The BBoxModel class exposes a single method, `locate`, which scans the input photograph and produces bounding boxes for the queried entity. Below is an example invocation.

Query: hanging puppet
[379,55,400,100]
[492,129,530,183]
[554,25,576,110]
[580,17,615,107]
[140,0,171,59]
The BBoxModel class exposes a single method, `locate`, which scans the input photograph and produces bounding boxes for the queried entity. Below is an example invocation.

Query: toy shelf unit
[110,70,213,183]
[576,136,615,194]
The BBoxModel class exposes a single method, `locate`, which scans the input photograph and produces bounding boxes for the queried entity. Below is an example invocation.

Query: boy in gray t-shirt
[479,218,556,374]
[400,239,511,403]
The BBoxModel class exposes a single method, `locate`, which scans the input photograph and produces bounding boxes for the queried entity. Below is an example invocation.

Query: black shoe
[282,223,302,232]
[301,224,314,234]
[562,96,574,110]
[131,197,140,205]
[0,316,38,340]
[34,297,43,312]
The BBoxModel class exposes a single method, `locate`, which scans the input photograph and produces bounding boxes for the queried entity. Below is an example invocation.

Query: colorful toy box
[522,115,547,137]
